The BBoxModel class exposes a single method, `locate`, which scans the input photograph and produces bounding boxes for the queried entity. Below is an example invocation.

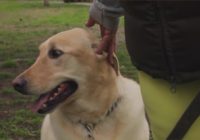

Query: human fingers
[85,17,96,27]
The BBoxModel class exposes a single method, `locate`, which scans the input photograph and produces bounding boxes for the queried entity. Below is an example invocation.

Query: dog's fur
[13,28,149,140]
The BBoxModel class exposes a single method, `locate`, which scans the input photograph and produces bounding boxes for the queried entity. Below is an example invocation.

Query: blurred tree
[63,0,92,2]
[63,0,75,2]
[43,0,49,6]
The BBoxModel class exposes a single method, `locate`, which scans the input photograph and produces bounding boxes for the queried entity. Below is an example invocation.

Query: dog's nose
[12,78,27,94]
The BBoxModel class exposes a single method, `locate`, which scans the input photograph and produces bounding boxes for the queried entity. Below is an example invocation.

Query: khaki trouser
[138,71,200,140]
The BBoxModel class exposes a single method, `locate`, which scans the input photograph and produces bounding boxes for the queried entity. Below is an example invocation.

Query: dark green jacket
[90,0,200,83]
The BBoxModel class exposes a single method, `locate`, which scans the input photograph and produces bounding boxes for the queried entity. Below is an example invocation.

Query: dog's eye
[48,49,63,59]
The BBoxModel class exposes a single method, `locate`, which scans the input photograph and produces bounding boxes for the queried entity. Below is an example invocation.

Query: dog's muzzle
[12,77,78,114]
[12,77,28,94]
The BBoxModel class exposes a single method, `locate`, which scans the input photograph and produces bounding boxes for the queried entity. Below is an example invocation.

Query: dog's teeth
[43,104,47,108]
[58,87,62,92]
[60,84,67,89]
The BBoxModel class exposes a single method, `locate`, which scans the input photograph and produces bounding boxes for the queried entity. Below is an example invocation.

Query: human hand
[86,17,117,65]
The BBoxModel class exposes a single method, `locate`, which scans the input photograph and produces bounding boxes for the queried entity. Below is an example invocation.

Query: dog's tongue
[30,93,51,113]
[29,83,71,113]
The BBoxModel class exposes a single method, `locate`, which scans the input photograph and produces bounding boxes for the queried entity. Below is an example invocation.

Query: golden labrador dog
[12,28,149,140]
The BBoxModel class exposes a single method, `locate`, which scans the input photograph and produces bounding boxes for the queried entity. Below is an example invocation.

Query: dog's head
[12,28,116,114]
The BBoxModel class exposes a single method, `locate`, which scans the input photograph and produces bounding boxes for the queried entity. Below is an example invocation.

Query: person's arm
[89,0,124,31]
[86,0,124,65]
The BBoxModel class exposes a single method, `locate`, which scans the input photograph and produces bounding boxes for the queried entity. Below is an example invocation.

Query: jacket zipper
[156,1,177,91]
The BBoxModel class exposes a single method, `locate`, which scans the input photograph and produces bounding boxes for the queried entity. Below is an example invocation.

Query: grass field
[0,0,137,139]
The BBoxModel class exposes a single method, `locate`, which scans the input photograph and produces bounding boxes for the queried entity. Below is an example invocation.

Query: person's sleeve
[89,0,124,31]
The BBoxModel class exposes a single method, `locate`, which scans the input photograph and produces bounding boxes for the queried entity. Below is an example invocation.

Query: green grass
[0,72,14,80]
[0,0,137,139]
[1,87,16,94]
[0,0,89,62]
[0,59,18,68]
[0,109,43,139]
[117,44,138,81]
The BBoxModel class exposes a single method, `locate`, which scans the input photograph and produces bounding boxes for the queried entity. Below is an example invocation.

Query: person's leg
[138,71,200,140]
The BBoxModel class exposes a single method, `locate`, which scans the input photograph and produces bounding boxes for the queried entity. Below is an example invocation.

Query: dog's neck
[78,96,122,140]
[78,96,122,125]
[59,74,120,124]
[52,94,122,140]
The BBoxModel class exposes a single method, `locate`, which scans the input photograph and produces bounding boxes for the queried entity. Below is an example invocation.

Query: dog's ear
[86,29,108,61]
[90,42,107,61]
[91,41,98,50]
[86,29,98,48]
[96,52,120,75]
[112,54,120,75]
[95,51,107,61]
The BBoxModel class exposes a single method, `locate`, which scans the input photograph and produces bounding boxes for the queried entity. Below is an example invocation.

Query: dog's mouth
[30,81,78,114]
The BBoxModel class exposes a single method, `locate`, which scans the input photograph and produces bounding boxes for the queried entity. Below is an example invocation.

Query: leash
[167,91,200,140]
